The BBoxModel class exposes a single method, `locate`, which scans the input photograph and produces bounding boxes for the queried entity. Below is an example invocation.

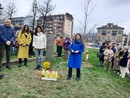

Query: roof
[0,3,3,9]
[38,12,73,20]
[97,23,124,29]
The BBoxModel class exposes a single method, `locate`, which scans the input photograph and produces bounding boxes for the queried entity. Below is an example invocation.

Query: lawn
[0,48,130,98]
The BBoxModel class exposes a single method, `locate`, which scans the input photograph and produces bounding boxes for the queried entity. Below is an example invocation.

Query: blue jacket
[0,25,15,45]
[68,41,84,68]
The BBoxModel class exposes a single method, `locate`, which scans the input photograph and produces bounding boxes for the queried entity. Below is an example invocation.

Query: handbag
[97,52,103,58]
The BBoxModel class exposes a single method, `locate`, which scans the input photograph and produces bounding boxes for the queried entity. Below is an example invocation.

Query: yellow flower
[43,61,51,70]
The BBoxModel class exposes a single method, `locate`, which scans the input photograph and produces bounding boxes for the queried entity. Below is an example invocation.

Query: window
[112,36,115,40]
[98,36,100,40]
[108,36,110,41]
[112,31,117,36]
[107,31,110,34]
[118,31,121,34]
[102,31,106,35]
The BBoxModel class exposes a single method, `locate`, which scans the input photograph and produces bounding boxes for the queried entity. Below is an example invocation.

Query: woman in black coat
[119,47,128,78]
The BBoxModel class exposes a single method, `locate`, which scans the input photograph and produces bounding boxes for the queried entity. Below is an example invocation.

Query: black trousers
[0,44,12,67]
[57,46,62,57]
[99,54,104,65]
[68,67,80,78]
[19,58,27,65]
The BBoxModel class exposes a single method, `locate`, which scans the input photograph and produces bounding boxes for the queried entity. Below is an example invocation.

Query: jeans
[35,49,43,67]
[0,44,12,67]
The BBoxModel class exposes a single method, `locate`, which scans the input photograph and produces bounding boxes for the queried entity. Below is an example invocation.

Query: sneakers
[6,65,11,70]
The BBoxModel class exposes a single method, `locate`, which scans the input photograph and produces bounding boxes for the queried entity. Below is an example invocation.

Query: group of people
[99,42,130,80]
[0,18,85,81]
[0,19,47,78]
[55,34,71,59]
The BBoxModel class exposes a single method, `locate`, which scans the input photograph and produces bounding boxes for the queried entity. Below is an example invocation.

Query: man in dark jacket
[99,42,107,65]
[0,19,15,71]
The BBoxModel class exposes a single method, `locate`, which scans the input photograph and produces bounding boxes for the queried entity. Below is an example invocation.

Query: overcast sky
[1,0,130,34]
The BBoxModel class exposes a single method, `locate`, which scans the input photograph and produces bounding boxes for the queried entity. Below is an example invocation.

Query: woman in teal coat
[67,33,84,81]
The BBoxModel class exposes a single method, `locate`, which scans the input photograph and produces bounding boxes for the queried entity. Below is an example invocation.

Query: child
[33,26,47,70]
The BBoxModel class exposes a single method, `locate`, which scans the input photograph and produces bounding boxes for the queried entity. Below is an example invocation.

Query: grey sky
[1,0,130,33]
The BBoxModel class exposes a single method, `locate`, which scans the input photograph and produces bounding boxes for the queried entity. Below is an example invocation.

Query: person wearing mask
[67,33,84,81]
[17,25,32,67]
[33,26,47,70]
[0,19,15,70]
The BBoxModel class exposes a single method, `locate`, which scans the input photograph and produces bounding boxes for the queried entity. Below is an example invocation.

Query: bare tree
[31,0,38,30]
[77,0,96,36]
[5,2,16,19]
[37,0,56,31]
[84,0,95,34]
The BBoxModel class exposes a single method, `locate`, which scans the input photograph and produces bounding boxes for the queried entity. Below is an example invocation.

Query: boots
[34,65,41,70]
[24,58,27,66]
[0,74,4,79]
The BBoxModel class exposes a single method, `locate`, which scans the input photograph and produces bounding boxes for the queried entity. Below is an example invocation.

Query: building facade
[11,16,32,26]
[0,3,3,24]
[0,3,3,18]
[11,17,24,25]
[122,34,128,46]
[37,12,73,37]
[96,23,124,45]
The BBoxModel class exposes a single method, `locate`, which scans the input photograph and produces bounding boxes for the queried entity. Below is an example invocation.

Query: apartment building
[10,16,32,26]
[37,12,73,37]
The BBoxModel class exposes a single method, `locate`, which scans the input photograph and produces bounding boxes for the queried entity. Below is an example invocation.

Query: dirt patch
[82,62,93,68]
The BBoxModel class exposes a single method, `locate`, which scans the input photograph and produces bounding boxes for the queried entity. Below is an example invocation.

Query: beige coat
[17,30,32,58]
[103,49,114,61]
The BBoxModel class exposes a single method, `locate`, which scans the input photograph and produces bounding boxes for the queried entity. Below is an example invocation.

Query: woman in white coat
[33,26,47,70]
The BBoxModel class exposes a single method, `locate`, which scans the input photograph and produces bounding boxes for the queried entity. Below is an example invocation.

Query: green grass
[0,48,130,98]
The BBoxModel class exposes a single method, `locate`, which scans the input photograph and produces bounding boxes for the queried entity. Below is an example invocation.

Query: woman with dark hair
[67,33,84,81]
[17,25,32,67]
[32,26,47,70]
